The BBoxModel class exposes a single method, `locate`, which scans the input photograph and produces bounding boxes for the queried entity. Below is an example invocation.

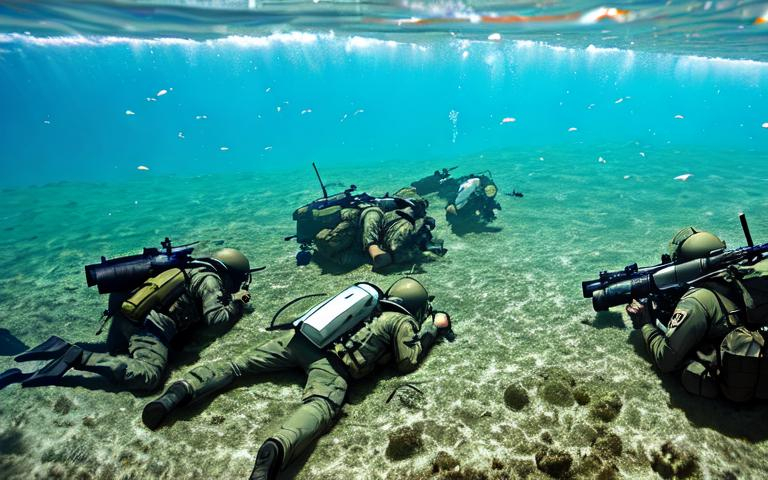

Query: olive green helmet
[669,227,726,261]
[384,277,432,320]
[211,248,251,281]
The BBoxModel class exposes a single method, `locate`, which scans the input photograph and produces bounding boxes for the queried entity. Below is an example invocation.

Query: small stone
[503,384,529,411]
[597,463,620,480]
[491,458,504,470]
[82,416,97,428]
[53,396,73,415]
[573,386,591,405]
[540,380,574,407]
[210,415,225,425]
[540,431,553,444]
[650,441,700,479]
[590,393,623,422]
[535,447,573,478]
[592,432,623,458]
[386,425,423,460]
[441,468,488,480]
[432,451,459,473]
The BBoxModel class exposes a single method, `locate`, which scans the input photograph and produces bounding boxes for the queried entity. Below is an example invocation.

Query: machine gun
[288,163,415,265]
[85,238,196,294]
[582,214,768,313]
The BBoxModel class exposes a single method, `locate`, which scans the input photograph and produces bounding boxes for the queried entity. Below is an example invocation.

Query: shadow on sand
[627,330,768,442]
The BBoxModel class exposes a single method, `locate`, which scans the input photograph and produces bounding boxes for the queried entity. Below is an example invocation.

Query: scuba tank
[270,283,382,349]
[454,177,481,210]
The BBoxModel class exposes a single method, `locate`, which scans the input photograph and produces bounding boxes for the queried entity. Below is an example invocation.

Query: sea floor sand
[1,145,767,479]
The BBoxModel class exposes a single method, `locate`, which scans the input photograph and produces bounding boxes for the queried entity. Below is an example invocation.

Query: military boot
[249,439,283,480]
[142,381,192,430]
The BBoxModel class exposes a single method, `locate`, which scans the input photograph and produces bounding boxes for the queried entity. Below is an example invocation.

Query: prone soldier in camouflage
[141,277,454,480]
[314,187,445,270]
[8,249,253,391]
[626,228,742,397]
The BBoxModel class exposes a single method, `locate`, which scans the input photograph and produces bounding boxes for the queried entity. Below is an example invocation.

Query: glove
[626,299,652,329]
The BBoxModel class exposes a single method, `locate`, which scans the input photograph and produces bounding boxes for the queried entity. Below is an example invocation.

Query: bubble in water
[448,110,459,143]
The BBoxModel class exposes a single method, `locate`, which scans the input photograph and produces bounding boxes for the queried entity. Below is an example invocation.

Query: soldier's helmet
[211,248,251,283]
[669,227,726,261]
[385,277,431,320]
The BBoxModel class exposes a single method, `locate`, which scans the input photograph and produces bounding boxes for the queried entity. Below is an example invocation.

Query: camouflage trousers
[77,311,176,391]
[180,331,348,470]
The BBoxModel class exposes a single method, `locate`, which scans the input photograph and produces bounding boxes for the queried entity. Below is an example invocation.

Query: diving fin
[21,345,83,388]
[15,335,71,362]
[0,368,32,390]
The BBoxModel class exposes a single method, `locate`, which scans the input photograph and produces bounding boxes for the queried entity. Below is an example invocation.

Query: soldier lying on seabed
[289,164,446,271]
[142,277,455,480]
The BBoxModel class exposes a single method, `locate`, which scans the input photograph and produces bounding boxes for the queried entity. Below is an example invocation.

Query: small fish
[264,146,272,151]
[755,12,767,24]
[177,131,184,139]
[568,127,578,132]
[614,97,624,104]
[674,114,684,119]
[301,109,312,115]
[505,190,524,198]
[265,87,271,92]
[125,110,135,116]
[43,120,51,125]
[598,156,607,164]
[623,175,631,180]
[762,122,768,129]
[674,173,693,181]
[195,114,207,120]
[487,33,501,41]
[220,146,229,152]
[500,117,516,124]
[276,106,282,112]
[157,89,168,97]
[462,51,469,59]
[639,152,646,157]
[146,97,157,102]
[137,165,150,171]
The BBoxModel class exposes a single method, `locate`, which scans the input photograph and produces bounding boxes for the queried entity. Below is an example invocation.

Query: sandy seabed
[1,145,768,479]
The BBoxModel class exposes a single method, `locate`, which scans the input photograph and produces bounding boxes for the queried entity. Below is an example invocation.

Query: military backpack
[120,268,188,323]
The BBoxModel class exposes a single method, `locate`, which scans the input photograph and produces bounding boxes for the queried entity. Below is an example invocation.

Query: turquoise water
[2,2,768,479]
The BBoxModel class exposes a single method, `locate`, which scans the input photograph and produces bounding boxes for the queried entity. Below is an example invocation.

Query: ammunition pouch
[121,268,188,323]
[718,326,768,401]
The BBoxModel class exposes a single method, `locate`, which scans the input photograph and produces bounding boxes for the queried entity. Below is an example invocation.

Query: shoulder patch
[669,310,689,329]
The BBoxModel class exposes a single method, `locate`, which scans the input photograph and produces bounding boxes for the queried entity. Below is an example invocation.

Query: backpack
[120,268,188,323]
[727,259,768,327]
[718,326,768,402]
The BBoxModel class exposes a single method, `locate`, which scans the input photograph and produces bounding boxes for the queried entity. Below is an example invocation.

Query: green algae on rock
[386,425,424,460]
[503,384,529,411]
[590,392,623,422]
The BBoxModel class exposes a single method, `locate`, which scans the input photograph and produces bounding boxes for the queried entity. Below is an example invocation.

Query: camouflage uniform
[77,267,244,391]
[314,188,434,265]
[176,309,439,470]
[641,280,739,397]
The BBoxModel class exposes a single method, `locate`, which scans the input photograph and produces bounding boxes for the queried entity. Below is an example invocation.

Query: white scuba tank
[455,177,480,210]
[293,283,380,349]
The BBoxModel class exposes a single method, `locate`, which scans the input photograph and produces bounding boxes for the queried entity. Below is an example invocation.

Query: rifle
[582,213,768,313]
